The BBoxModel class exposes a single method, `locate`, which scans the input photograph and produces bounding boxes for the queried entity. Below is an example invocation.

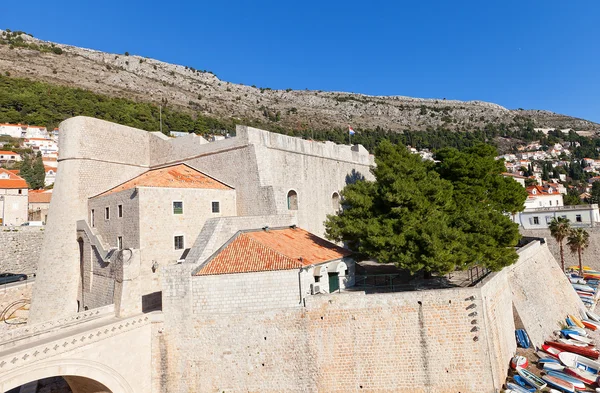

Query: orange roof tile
[29,190,52,203]
[0,151,19,156]
[196,227,351,276]
[0,168,28,189]
[44,166,57,173]
[96,163,232,197]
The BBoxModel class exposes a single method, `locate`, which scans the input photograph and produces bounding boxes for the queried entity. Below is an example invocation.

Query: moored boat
[546,341,599,359]
[564,366,596,385]
[559,352,600,374]
[517,368,547,389]
[542,375,575,393]
[546,371,586,390]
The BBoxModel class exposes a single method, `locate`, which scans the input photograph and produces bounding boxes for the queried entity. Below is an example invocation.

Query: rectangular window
[533,216,539,225]
[117,236,123,250]
[91,209,95,227]
[105,207,110,220]
[576,214,582,222]
[212,201,220,213]
[174,235,184,250]
[173,201,183,215]
[118,204,123,218]
[549,201,552,206]
[18,189,22,195]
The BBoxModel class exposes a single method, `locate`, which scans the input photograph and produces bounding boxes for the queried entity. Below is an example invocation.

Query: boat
[542,375,575,393]
[546,341,599,359]
[561,328,587,337]
[511,355,529,369]
[506,382,535,393]
[513,375,535,390]
[543,362,565,371]
[558,338,590,347]
[542,344,563,358]
[582,320,598,331]
[516,329,531,348]
[517,368,547,389]
[583,319,600,329]
[545,371,586,390]
[572,284,595,293]
[566,316,575,327]
[564,366,597,385]
[569,314,586,329]
[587,310,600,322]
[559,352,600,374]
[567,334,594,345]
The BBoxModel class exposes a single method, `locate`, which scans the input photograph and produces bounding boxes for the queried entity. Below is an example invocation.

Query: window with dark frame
[174,235,184,250]
[212,201,220,213]
[91,209,95,227]
[576,214,582,222]
[118,204,123,218]
[533,216,539,225]
[105,207,110,220]
[117,236,123,250]
[173,201,183,214]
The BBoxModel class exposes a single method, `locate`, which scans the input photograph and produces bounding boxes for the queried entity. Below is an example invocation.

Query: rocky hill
[0,29,598,133]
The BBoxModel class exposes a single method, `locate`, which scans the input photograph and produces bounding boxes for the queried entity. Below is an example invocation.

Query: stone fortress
[0,117,586,393]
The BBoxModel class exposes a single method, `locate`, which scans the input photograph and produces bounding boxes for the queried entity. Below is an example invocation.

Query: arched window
[287,190,298,210]
[332,192,340,211]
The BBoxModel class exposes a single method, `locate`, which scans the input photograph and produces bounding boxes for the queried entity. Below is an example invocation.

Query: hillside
[0,29,598,134]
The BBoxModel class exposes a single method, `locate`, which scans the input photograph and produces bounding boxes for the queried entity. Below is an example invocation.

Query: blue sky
[1,0,599,123]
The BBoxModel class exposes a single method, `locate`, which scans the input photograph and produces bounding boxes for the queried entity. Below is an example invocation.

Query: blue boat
[515,329,531,348]
[546,370,585,390]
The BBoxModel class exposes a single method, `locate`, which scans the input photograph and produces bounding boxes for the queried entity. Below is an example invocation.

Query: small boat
[582,320,598,331]
[564,366,597,385]
[546,341,599,359]
[546,371,586,390]
[542,375,575,393]
[570,277,587,284]
[558,338,590,348]
[572,284,595,293]
[506,382,534,393]
[511,355,529,369]
[583,319,600,329]
[543,344,563,358]
[569,314,586,329]
[561,328,587,337]
[567,334,594,345]
[516,329,531,348]
[566,316,575,327]
[517,368,547,389]
[543,362,565,371]
[587,310,600,322]
[576,290,594,297]
[559,352,600,374]
[513,375,536,390]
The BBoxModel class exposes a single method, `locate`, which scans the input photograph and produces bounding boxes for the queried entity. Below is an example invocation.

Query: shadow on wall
[345,169,366,185]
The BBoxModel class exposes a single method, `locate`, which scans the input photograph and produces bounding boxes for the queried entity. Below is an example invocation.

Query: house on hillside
[0,168,28,226]
[525,185,564,209]
[23,138,58,158]
[28,190,52,223]
[0,124,49,139]
[0,150,21,163]
[44,166,57,186]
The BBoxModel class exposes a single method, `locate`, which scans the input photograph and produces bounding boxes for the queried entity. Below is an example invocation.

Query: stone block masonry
[0,227,44,275]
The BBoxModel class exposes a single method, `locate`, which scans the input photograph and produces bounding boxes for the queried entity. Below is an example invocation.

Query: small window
[105,207,110,220]
[576,215,582,223]
[174,235,184,250]
[212,201,220,213]
[533,216,539,225]
[287,190,298,210]
[117,236,123,250]
[549,201,552,206]
[173,201,183,214]
[315,276,320,283]
[332,192,340,211]
[18,189,22,195]
[118,204,123,218]
[91,209,95,227]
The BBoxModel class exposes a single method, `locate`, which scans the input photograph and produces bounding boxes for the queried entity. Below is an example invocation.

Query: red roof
[29,190,52,203]
[527,185,556,197]
[0,151,19,156]
[44,166,57,173]
[196,227,351,276]
[0,168,28,189]
[96,163,232,197]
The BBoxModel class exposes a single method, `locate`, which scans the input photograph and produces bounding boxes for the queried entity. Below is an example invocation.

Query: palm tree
[567,228,590,276]
[549,217,571,272]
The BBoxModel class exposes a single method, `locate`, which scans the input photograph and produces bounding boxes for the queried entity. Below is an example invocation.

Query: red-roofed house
[0,168,28,225]
[28,189,52,223]
[0,123,49,139]
[44,166,57,187]
[524,185,564,209]
[81,163,237,310]
[0,150,21,163]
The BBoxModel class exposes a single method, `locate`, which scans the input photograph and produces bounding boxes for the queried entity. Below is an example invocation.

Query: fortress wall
[507,241,583,347]
[30,117,151,323]
[521,228,600,271]
[0,227,44,275]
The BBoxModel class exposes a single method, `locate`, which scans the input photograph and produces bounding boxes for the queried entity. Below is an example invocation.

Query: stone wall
[0,281,33,328]
[0,227,44,274]
[521,227,600,271]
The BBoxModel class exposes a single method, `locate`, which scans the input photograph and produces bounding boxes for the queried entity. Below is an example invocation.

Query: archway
[332,192,340,211]
[287,190,298,210]
[78,237,84,312]
[0,359,133,393]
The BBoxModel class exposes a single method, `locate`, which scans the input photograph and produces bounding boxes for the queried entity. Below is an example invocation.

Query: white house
[0,124,49,139]
[0,150,22,163]
[23,138,59,158]
[0,168,28,226]
[525,185,563,209]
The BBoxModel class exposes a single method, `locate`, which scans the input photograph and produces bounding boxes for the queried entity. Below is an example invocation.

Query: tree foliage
[548,217,571,271]
[19,151,45,189]
[325,142,526,275]
[567,228,590,276]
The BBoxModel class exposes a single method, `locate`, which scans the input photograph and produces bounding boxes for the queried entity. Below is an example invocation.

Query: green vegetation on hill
[1,74,599,158]
[0,30,63,55]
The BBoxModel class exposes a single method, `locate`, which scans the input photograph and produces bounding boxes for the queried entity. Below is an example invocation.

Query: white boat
[559,352,600,374]
[567,333,594,345]
[587,310,600,322]
[573,283,595,293]
[559,338,591,347]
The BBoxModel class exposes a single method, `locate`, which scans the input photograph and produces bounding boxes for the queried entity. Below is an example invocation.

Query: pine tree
[30,152,46,189]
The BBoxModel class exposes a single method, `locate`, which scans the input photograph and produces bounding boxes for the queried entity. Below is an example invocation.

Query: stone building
[28,189,52,223]
[0,168,28,226]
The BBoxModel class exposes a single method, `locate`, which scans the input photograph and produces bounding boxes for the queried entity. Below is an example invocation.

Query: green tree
[20,153,32,185]
[564,188,583,206]
[30,152,45,189]
[325,141,525,276]
[567,228,590,276]
[591,182,600,204]
[548,217,571,271]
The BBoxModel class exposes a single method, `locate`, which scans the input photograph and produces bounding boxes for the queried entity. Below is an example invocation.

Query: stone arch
[0,358,134,393]
[332,192,340,211]
[287,190,298,210]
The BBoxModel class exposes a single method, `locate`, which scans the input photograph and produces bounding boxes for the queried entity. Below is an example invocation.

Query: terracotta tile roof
[526,185,557,197]
[29,190,52,203]
[44,166,57,173]
[43,157,57,162]
[0,151,19,156]
[196,227,351,276]
[96,163,232,197]
[0,168,28,189]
